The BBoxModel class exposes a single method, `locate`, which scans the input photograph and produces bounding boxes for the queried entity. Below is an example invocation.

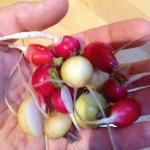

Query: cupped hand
[0,1,150,150]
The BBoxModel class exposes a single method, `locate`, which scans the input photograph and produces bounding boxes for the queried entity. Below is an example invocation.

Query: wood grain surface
[0,0,150,63]
[0,0,150,35]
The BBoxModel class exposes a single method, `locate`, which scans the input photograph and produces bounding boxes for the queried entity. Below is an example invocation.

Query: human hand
[0,1,68,150]
[0,1,150,150]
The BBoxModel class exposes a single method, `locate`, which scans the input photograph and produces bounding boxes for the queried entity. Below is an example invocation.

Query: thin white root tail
[135,114,150,123]
[0,31,60,43]
[4,53,24,116]
[86,85,117,150]
[128,85,150,93]
[70,113,80,132]
[126,72,150,85]
[115,34,150,53]
[45,135,49,150]
[17,64,48,118]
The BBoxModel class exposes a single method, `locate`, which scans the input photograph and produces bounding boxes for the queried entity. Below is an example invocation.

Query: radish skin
[18,97,44,137]
[44,112,72,139]
[61,56,93,88]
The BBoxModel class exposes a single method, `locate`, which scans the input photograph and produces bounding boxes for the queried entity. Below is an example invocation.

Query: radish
[25,44,55,66]
[103,73,128,102]
[32,65,57,98]
[54,35,80,59]
[18,96,44,137]
[74,91,108,128]
[88,70,109,90]
[83,42,118,73]
[86,99,141,127]
[51,89,68,113]
[60,56,93,88]
[2,42,55,66]
[44,112,72,139]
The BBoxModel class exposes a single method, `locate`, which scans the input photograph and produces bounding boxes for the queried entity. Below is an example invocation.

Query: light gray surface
[116,42,150,64]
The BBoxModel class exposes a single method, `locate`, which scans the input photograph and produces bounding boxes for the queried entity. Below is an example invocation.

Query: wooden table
[0,0,150,63]
[1,0,150,35]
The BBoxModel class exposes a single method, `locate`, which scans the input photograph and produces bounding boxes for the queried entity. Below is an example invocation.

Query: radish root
[4,52,24,116]
[45,135,49,150]
[85,85,117,150]
[128,85,150,93]
[126,72,150,85]
[17,64,48,118]
[115,34,150,53]
[0,31,60,43]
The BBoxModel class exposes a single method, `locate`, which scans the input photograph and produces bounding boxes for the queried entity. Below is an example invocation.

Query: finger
[68,122,150,150]
[76,19,150,50]
[0,0,68,35]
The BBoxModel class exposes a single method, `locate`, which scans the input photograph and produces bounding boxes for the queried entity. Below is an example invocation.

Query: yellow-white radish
[44,112,72,139]
[60,56,93,88]
[18,97,44,137]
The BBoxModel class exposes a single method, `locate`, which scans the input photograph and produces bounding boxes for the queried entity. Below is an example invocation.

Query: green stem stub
[48,68,63,88]
[53,57,63,66]
[48,68,59,79]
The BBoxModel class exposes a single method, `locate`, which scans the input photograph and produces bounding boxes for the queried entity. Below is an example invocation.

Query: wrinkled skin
[0,1,150,150]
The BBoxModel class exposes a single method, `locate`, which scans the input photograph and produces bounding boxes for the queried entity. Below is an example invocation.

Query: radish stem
[61,86,81,132]
[17,64,48,118]
[45,135,49,150]
[86,85,117,150]
[0,31,60,42]
[4,52,24,116]
[135,114,150,123]
[126,72,150,85]
[33,78,65,88]
[114,34,149,54]
[128,85,150,93]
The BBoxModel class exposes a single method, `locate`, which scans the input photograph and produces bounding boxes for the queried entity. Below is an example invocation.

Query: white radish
[88,69,109,89]
[44,112,72,139]
[61,56,93,88]
[18,96,44,137]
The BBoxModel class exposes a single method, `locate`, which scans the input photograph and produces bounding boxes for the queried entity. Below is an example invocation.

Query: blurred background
[0,0,150,63]
[1,0,150,35]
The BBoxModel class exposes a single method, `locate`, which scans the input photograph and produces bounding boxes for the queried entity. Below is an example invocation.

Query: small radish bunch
[1,31,150,146]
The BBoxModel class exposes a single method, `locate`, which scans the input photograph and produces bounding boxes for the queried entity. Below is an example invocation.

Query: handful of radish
[1,31,150,147]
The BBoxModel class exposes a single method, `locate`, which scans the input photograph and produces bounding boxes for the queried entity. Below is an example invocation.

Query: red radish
[86,99,141,127]
[103,76,127,102]
[32,65,57,98]
[83,42,118,73]
[3,42,55,66]
[51,89,68,113]
[110,99,141,127]
[25,44,54,66]
[55,35,80,59]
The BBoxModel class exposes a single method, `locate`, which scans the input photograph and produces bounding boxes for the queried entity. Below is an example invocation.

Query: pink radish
[55,35,80,59]
[83,42,118,73]
[51,89,68,113]
[2,42,55,66]
[111,99,141,127]
[86,99,141,127]
[25,44,54,66]
[32,65,57,98]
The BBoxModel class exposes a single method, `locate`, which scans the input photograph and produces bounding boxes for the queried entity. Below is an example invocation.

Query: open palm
[0,1,150,150]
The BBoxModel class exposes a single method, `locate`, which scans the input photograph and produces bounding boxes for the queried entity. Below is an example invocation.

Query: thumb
[0,0,68,35]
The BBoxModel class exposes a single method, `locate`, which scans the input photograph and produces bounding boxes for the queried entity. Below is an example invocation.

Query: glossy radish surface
[55,35,80,59]
[51,89,68,113]
[111,99,141,127]
[83,42,118,73]
[32,65,57,98]
[103,78,127,102]
[60,56,93,88]
[25,44,54,66]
